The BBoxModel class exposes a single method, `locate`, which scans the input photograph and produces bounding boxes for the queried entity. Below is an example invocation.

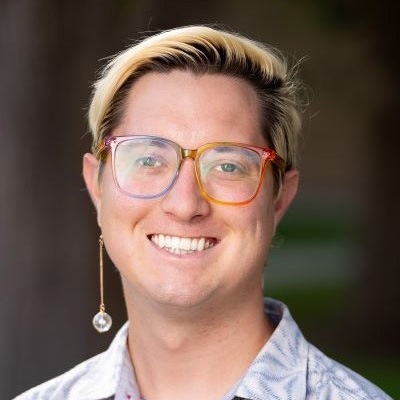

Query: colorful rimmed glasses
[99,135,285,206]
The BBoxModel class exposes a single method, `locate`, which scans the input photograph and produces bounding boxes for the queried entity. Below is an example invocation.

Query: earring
[92,234,112,333]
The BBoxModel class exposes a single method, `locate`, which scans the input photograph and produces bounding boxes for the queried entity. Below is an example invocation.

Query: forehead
[114,70,267,147]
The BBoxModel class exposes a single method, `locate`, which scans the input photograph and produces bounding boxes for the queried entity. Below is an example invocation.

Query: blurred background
[1,0,399,398]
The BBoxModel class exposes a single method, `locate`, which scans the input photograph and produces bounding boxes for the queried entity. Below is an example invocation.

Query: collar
[234,298,308,400]
[71,321,131,399]
[77,298,308,400]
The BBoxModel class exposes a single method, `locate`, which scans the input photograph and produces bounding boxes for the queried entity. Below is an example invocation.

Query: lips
[148,234,218,255]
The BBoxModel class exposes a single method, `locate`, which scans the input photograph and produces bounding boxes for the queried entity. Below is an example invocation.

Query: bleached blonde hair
[88,25,302,185]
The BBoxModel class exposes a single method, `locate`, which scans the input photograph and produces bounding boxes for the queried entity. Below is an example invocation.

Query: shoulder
[13,352,106,400]
[306,343,393,400]
[13,322,129,400]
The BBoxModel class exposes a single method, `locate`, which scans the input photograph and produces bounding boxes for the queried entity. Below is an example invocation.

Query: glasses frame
[99,135,285,206]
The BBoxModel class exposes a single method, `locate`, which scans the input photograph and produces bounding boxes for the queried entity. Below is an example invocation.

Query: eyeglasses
[99,135,285,206]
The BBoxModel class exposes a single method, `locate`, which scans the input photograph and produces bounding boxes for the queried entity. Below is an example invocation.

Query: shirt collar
[74,321,130,399]
[234,298,308,400]
[78,298,308,400]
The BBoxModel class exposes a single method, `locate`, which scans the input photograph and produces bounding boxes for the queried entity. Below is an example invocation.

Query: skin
[83,70,299,400]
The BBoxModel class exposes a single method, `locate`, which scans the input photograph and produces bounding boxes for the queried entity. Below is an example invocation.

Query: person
[15,25,392,400]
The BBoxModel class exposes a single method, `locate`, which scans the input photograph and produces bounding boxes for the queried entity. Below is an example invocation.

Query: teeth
[150,234,216,253]
[181,238,191,251]
[190,238,198,251]
[172,236,180,249]
[197,237,205,251]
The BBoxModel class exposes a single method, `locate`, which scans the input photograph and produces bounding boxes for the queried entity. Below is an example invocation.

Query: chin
[147,283,219,312]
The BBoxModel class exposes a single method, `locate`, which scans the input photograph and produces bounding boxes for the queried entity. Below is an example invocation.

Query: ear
[273,169,299,230]
[82,153,102,227]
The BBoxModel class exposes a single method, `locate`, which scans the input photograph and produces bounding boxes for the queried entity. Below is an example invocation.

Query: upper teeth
[150,234,215,252]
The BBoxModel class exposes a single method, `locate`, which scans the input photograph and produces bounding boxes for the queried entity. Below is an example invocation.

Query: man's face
[84,70,298,312]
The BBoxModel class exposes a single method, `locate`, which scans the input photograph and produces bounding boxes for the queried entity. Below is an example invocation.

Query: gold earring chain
[99,234,105,313]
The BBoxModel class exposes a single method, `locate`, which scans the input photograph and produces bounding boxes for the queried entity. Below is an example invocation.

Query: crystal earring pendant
[92,234,112,333]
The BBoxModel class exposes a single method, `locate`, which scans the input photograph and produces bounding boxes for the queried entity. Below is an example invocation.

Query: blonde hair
[88,25,302,184]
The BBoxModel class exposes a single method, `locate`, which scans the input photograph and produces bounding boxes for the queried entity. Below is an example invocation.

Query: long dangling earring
[92,234,112,333]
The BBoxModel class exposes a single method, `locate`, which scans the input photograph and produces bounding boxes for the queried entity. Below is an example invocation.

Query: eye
[215,163,239,173]
[135,156,161,168]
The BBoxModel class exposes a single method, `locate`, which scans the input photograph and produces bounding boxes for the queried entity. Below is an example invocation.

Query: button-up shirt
[15,298,392,400]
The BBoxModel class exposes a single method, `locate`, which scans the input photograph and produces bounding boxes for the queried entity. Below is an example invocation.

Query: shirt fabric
[15,298,392,400]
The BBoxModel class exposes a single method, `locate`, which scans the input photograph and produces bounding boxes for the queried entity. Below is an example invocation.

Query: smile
[149,234,218,255]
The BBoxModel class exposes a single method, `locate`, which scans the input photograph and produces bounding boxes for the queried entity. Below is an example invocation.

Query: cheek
[97,172,151,265]
[99,173,131,228]
[244,190,275,255]
[218,201,273,290]
[241,207,273,245]
[225,190,275,254]
[97,164,147,229]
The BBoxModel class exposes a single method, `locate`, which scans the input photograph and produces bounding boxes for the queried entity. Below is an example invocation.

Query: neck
[125,289,273,400]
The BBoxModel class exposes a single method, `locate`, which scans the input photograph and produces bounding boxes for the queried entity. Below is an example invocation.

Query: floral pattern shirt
[15,298,392,400]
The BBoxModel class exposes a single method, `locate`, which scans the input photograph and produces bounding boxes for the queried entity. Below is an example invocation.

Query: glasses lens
[114,137,179,197]
[198,145,262,203]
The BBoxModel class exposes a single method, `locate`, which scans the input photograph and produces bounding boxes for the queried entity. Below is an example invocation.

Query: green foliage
[275,213,354,244]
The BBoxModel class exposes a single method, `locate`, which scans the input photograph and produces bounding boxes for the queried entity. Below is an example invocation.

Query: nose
[160,158,211,222]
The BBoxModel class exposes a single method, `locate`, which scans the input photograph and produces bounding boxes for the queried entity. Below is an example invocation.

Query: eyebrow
[212,146,258,158]
[213,146,237,153]
[134,138,169,149]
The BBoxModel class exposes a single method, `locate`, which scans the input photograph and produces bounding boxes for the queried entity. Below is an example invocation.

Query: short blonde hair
[88,25,302,185]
